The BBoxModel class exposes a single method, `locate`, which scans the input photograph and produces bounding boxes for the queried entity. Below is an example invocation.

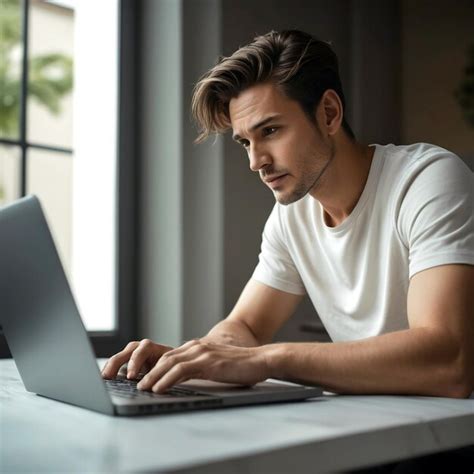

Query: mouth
[264,174,289,188]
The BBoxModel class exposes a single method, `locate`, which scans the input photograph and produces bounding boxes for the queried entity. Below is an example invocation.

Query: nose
[248,143,272,172]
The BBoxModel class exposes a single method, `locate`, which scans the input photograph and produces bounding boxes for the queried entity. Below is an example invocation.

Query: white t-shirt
[252,143,474,342]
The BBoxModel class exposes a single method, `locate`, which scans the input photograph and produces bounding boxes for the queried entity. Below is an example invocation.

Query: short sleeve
[252,204,306,295]
[397,154,474,279]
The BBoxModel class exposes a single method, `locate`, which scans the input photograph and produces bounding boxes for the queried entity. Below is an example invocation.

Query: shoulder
[387,143,473,252]
[380,142,470,183]
[377,142,472,210]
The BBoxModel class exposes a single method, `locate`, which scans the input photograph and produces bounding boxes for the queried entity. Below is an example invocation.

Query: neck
[310,135,375,227]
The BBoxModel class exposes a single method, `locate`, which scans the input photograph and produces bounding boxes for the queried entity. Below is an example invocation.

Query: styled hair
[192,29,355,143]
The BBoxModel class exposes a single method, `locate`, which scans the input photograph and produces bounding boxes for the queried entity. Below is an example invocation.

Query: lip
[264,174,288,188]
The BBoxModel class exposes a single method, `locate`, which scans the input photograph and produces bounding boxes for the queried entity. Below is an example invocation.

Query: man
[102,30,474,398]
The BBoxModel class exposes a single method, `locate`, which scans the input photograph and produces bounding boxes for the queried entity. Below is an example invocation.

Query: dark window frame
[0,0,138,358]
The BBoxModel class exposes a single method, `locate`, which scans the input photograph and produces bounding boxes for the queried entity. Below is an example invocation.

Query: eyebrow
[232,115,282,142]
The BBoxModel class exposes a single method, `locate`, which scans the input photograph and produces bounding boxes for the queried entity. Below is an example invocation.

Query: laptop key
[105,379,203,398]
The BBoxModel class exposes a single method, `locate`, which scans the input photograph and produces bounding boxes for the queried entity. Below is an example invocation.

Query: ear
[319,89,343,136]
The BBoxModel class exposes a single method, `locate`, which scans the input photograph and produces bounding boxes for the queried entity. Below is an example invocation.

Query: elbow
[434,333,474,399]
[447,386,472,399]
[450,383,473,400]
[446,382,473,399]
[443,360,473,399]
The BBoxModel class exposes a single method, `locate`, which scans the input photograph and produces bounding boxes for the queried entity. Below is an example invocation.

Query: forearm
[263,327,471,398]
[203,318,260,347]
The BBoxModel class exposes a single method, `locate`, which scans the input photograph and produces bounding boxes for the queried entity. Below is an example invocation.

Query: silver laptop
[0,195,322,416]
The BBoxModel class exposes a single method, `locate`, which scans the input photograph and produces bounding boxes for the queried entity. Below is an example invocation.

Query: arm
[115,265,473,397]
[204,200,305,348]
[263,264,474,398]
[202,278,304,347]
[103,279,303,383]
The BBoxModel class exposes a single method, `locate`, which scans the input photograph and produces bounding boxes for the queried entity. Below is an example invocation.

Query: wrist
[258,343,288,379]
[205,319,259,347]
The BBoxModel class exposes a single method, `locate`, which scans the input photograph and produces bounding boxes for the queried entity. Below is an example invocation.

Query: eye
[239,139,250,149]
[263,126,278,137]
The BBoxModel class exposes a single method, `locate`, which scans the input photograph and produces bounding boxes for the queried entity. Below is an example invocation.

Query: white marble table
[1,359,473,473]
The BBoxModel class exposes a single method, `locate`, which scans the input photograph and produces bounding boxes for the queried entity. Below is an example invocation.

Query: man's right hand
[101,339,174,380]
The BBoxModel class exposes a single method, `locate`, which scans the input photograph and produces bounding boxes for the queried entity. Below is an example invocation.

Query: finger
[137,346,202,390]
[127,339,172,379]
[101,341,140,379]
[151,361,201,393]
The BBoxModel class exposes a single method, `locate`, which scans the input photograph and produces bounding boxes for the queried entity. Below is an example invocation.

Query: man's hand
[135,339,269,393]
[101,339,174,380]
[101,280,302,393]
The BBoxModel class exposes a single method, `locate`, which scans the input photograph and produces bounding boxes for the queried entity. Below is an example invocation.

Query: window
[0,0,137,357]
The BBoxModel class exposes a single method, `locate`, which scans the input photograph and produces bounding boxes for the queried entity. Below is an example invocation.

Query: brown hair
[192,29,355,143]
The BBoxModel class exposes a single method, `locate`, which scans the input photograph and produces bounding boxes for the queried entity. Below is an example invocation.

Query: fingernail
[127,370,136,379]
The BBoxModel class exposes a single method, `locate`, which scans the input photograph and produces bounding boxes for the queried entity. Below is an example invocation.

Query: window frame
[0,0,138,358]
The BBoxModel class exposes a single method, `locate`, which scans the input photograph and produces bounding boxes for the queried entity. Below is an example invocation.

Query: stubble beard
[276,142,335,206]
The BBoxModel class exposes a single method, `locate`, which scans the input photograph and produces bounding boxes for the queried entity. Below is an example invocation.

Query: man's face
[229,82,335,205]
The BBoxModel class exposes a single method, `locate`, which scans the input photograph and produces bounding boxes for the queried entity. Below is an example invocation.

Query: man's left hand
[136,339,269,393]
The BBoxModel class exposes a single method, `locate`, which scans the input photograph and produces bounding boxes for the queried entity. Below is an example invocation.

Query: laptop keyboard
[105,377,203,399]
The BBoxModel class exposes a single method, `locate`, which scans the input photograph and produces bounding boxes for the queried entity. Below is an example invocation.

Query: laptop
[0,195,323,416]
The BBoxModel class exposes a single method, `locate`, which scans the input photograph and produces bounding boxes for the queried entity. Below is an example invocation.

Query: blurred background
[0,0,473,356]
